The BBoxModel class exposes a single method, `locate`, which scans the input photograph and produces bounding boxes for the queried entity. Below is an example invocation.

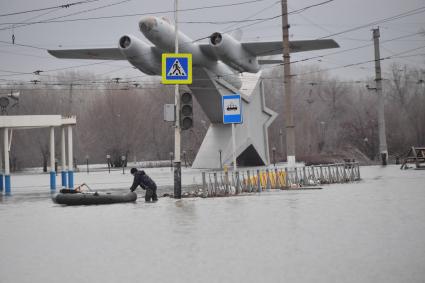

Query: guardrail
[201,162,361,197]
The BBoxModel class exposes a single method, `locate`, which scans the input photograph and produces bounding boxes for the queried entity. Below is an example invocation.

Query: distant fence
[201,162,361,197]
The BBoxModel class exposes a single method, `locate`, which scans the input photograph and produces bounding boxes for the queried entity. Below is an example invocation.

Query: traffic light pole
[173,0,182,199]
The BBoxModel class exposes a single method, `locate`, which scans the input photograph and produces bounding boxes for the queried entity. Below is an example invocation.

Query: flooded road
[1,165,424,283]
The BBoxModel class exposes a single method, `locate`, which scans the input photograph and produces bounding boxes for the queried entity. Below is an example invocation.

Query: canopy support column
[4,128,10,195]
[50,127,56,191]
[61,126,67,188]
[67,125,74,189]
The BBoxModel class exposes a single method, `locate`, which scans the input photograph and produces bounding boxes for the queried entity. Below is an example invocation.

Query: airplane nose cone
[139,16,157,33]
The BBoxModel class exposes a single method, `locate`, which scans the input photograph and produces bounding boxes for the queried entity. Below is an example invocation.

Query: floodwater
[1,165,424,283]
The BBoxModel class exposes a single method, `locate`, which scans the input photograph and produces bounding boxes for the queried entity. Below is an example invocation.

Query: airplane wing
[199,39,338,61]
[242,39,339,56]
[48,48,125,60]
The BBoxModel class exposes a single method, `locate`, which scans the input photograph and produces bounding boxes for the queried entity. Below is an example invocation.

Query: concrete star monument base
[191,68,277,169]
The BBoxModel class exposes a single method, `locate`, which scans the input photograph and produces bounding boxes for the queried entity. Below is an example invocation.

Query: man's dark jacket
[130,170,156,192]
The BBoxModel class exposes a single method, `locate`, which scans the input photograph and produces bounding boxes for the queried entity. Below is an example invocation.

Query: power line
[317,6,425,39]
[1,64,423,89]
[3,7,63,32]
[223,0,335,34]
[0,0,267,26]
[0,1,277,79]
[0,0,132,31]
[0,49,51,58]
[223,0,279,31]
[292,45,425,77]
[181,0,334,25]
[295,31,424,60]
[0,61,117,78]
[0,40,47,50]
[0,30,421,81]
[1,1,423,84]
[0,0,101,17]
[392,53,425,59]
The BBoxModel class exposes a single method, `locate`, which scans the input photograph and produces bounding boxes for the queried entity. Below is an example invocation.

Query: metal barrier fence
[201,162,361,197]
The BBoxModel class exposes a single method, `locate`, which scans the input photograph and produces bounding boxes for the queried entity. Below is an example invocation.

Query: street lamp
[106,154,111,173]
[319,121,326,151]
[86,154,89,174]
[279,129,283,156]
[169,152,174,171]
[121,155,126,174]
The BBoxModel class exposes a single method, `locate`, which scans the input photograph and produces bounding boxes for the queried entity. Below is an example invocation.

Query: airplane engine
[210,32,260,73]
[118,35,160,75]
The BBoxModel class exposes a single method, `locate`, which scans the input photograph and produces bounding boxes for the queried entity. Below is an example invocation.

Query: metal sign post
[222,94,243,171]
[232,124,236,171]
[160,0,191,199]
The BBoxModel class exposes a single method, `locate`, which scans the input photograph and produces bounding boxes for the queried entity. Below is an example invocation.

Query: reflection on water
[0,166,425,283]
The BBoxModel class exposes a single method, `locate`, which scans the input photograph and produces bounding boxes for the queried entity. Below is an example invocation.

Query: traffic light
[180,92,193,130]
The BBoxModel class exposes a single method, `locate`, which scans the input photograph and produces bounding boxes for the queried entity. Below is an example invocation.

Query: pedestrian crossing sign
[161,53,192,84]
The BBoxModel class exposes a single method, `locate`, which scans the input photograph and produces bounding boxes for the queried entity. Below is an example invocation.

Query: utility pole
[281,0,296,167]
[174,0,182,199]
[373,28,388,165]
[68,83,73,115]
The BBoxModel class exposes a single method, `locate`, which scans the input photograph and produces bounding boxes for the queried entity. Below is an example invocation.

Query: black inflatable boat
[53,191,137,205]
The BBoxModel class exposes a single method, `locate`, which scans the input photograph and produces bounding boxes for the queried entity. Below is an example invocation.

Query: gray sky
[0,0,424,86]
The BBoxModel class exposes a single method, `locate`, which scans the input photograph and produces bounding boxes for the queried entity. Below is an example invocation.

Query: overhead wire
[317,5,425,39]
[0,48,51,58]
[222,0,279,32]
[223,0,335,34]
[0,0,133,31]
[0,29,422,83]
[1,1,424,86]
[0,0,101,17]
[3,7,63,35]
[0,39,47,50]
[381,46,422,67]
[288,3,371,43]
[0,0,280,80]
[0,0,268,26]
[291,45,425,77]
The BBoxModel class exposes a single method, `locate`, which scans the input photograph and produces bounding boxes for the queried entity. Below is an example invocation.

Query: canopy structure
[0,115,76,195]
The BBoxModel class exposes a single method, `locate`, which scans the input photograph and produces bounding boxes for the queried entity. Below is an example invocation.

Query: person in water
[129,168,158,202]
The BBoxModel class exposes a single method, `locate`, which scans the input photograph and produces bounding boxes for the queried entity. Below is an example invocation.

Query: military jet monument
[49,16,339,168]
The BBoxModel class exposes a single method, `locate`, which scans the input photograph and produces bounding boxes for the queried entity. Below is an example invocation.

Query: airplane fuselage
[140,16,211,66]
[138,16,242,89]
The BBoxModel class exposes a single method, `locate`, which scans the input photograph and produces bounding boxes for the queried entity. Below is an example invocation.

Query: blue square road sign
[222,94,243,124]
[161,53,192,84]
